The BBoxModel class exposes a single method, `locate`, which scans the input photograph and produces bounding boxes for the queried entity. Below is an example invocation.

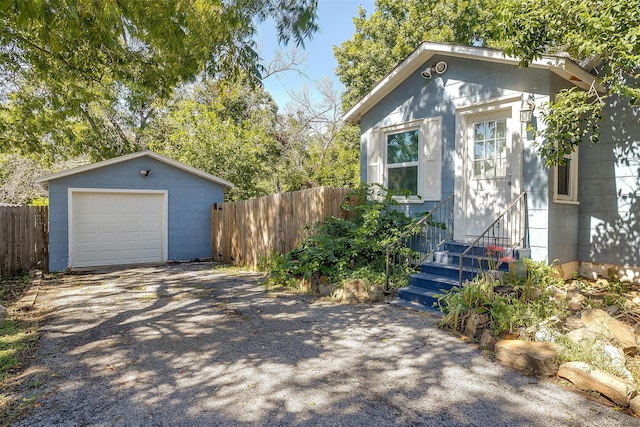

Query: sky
[256,0,376,109]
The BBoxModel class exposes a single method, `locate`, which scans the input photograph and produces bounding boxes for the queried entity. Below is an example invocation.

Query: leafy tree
[275,79,360,192]
[334,0,498,110]
[0,0,318,160]
[497,0,640,166]
[149,79,281,201]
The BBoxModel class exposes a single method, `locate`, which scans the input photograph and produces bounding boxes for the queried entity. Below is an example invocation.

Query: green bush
[260,185,418,290]
[437,259,569,337]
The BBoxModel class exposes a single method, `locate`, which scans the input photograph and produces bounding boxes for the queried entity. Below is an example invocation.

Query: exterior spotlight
[140,169,151,176]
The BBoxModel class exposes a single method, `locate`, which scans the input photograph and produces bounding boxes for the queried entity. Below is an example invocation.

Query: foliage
[0,0,318,161]
[498,0,640,165]
[334,0,501,110]
[275,80,361,193]
[554,335,633,380]
[149,79,281,201]
[438,259,568,336]
[261,185,418,289]
[0,155,47,205]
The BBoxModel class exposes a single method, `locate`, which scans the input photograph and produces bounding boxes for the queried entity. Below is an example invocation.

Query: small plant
[437,259,569,337]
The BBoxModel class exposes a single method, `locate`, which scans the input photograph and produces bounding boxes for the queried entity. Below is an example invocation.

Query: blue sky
[256,0,376,108]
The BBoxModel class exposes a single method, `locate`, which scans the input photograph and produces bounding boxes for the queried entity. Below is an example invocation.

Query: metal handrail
[458,192,529,285]
[385,194,454,292]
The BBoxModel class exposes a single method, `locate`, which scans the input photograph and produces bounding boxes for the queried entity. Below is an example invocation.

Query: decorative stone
[563,316,584,331]
[581,308,638,354]
[558,361,636,406]
[603,345,634,382]
[606,305,620,316]
[565,285,580,298]
[630,395,640,415]
[567,294,586,311]
[318,283,336,297]
[534,326,559,343]
[464,311,487,338]
[495,340,558,376]
[480,329,497,350]
[566,327,599,344]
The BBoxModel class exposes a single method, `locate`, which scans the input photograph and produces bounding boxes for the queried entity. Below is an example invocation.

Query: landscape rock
[337,280,384,303]
[318,283,336,297]
[558,361,636,406]
[563,316,584,331]
[581,308,638,355]
[495,340,558,376]
[533,326,559,343]
[0,304,6,321]
[464,311,488,338]
[565,286,581,298]
[630,395,640,415]
[566,327,599,344]
[602,344,634,382]
[479,329,496,350]
[567,294,586,311]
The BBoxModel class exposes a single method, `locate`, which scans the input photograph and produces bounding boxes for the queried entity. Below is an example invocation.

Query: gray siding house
[343,42,639,283]
[36,151,233,272]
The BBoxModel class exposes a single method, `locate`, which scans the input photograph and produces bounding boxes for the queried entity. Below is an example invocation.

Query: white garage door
[70,191,167,268]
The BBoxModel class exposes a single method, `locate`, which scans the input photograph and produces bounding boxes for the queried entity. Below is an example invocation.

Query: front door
[454,100,522,242]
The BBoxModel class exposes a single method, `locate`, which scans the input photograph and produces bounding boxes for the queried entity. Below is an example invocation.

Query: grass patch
[0,272,46,425]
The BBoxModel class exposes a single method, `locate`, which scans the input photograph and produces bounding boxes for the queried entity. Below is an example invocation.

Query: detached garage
[36,151,233,272]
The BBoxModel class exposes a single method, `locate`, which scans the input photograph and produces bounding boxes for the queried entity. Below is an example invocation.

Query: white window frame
[379,116,442,202]
[553,148,579,204]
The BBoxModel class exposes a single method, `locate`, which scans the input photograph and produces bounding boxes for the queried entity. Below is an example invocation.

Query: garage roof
[342,42,604,124]
[35,150,234,189]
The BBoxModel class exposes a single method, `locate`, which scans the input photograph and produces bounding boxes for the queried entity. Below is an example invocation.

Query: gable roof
[35,150,234,188]
[342,42,604,124]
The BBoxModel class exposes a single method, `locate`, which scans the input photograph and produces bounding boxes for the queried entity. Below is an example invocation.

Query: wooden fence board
[0,206,49,276]
[211,187,352,268]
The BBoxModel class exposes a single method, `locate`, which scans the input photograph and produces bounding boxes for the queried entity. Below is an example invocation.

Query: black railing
[458,192,529,286]
[385,194,454,292]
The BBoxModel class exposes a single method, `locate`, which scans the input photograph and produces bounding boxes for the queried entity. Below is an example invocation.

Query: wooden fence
[0,206,48,276]
[211,187,353,267]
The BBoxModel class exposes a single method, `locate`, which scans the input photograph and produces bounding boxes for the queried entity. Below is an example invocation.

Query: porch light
[520,94,536,123]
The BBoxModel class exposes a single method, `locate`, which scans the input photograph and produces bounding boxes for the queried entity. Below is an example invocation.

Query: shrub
[260,185,418,290]
[437,259,569,337]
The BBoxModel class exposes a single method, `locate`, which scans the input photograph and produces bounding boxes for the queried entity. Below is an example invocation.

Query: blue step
[396,286,443,310]
[433,252,511,272]
[395,240,515,313]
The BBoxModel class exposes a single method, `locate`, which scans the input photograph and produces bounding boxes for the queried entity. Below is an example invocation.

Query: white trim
[37,150,234,188]
[454,98,523,241]
[380,116,442,201]
[342,42,603,124]
[553,149,580,204]
[67,188,169,268]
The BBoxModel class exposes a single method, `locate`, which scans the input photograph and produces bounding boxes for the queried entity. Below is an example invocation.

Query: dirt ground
[7,262,639,426]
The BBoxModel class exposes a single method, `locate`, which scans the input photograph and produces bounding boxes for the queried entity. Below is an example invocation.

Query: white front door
[454,99,522,242]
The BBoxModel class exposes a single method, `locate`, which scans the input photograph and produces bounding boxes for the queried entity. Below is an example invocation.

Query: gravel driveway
[13,262,638,426]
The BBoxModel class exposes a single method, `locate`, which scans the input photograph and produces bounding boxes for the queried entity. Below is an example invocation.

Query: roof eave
[35,150,235,189]
[341,42,604,124]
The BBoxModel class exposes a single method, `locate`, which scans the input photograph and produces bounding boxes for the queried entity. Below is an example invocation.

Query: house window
[386,129,419,194]
[553,149,579,203]
[472,119,507,178]
[368,117,442,201]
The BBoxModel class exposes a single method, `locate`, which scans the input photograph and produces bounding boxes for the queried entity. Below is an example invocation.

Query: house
[343,42,639,306]
[36,150,233,272]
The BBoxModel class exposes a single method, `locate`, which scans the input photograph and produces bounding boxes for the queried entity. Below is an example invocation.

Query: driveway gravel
[13,262,639,426]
